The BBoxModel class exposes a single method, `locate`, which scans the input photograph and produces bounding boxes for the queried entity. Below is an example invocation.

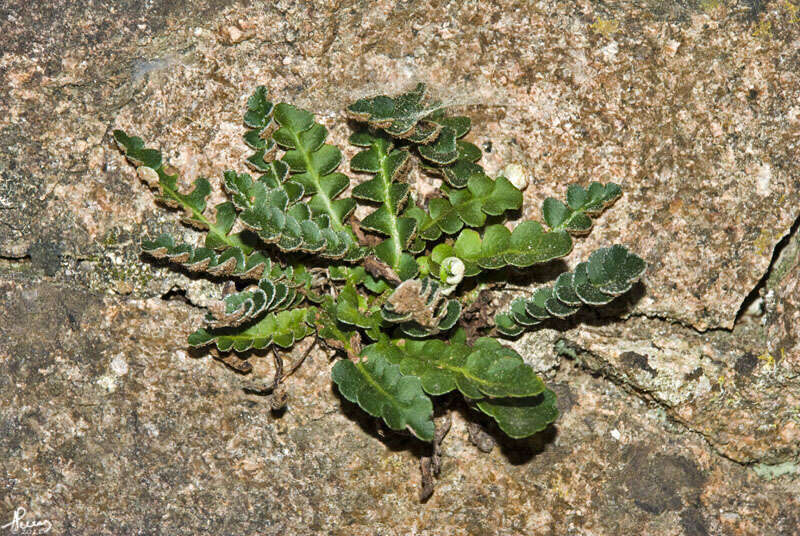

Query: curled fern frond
[141,233,267,279]
[204,276,300,329]
[242,86,278,171]
[495,245,646,336]
[381,278,461,337]
[188,307,316,352]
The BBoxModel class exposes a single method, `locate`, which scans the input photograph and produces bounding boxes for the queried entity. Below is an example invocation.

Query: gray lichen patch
[562,315,800,464]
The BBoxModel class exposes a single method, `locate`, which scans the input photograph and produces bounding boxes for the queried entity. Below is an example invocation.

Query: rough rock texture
[2,0,800,534]
[765,221,800,372]
[559,315,800,464]
[3,280,800,535]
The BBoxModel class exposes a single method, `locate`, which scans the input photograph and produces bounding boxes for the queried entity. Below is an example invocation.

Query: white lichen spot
[97,375,117,393]
[143,422,160,438]
[694,374,712,397]
[110,353,129,376]
[599,41,619,62]
[756,162,772,196]
[131,56,179,82]
[610,428,621,441]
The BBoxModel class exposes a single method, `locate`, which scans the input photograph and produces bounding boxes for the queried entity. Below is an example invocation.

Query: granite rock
[2,280,799,534]
[2,0,800,534]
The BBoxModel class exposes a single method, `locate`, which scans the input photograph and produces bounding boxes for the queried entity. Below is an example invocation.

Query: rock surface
[2,0,800,534]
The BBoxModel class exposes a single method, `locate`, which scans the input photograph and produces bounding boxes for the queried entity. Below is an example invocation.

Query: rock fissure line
[735,211,800,325]
[555,338,761,467]
[0,254,31,262]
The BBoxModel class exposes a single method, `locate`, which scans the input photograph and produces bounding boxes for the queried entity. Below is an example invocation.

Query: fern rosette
[115,83,646,499]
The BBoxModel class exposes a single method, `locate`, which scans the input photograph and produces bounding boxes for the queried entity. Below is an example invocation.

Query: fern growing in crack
[114,83,645,499]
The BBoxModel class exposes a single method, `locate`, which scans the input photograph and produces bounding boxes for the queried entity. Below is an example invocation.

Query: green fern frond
[430,222,573,278]
[335,282,383,338]
[115,83,650,468]
[347,84,485,188]
[350,131,418,279]
[346,83,437,139]
[113,130,252,254]
[203,276,300,329]
[359,334,558,438]
[475,389,559,439]
[141,233,266,279]
[542,182,622,235]
[406,173,523,241]
[425,139,485,188]
[223,168,297,211]
[332,352,435,441]
[188,307,316,352]
[328,265,391,294]
[242,86,278,171]
[369,336,544,398]
[235,176,364,260]
[314,295,357,353]
[273,103,356,231]
[495,245,646,336]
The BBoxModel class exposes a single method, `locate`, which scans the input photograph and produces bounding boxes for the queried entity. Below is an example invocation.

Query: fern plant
[114,84,645,497]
